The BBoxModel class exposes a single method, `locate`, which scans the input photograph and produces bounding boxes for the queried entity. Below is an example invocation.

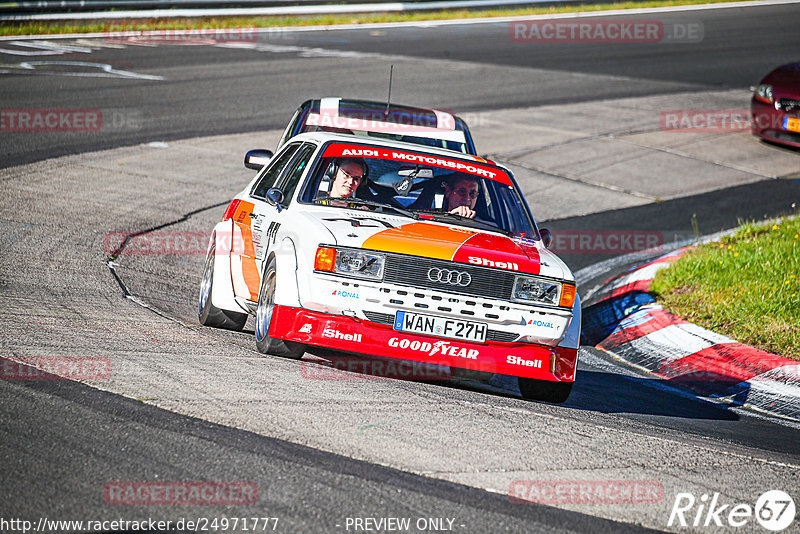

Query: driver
[443,175,479,219]
[329,158,367,199]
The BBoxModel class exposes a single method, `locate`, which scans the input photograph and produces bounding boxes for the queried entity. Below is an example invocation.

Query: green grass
[651,216,800,360]
[0,0,746,36]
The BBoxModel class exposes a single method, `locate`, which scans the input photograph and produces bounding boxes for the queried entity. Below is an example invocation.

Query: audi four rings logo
[427,268,472,286]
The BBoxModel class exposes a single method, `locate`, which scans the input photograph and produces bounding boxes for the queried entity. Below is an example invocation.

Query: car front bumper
[269,305,578,382]
[752,99,800,148]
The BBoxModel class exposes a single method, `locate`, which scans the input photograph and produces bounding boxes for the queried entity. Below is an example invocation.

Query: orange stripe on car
[362,222,476,260]
[242,259,260,301]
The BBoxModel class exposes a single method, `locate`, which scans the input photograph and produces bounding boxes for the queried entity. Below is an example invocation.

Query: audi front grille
[382,253,516,300]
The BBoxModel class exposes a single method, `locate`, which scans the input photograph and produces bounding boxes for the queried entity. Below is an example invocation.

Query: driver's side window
[251,143,301,199]
[278,143,317,206]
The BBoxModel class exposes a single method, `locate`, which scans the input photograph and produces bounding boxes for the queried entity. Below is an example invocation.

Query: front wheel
[198,243,247,331]
[255,257,305,359]
[518,377,572,404]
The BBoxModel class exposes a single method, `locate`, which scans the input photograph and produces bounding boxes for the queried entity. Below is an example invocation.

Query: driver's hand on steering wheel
[449,205,476,219]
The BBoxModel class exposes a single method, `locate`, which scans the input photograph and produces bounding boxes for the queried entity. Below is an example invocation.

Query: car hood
[301,208,571,281]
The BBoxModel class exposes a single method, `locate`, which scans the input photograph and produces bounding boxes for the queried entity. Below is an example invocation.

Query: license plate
[783,117,800,133]
[393,311,487,343]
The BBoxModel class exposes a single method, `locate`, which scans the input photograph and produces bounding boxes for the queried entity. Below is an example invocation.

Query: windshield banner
[321,143,511,185]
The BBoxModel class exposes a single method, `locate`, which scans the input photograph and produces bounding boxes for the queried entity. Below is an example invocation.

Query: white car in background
[276,97,478,154]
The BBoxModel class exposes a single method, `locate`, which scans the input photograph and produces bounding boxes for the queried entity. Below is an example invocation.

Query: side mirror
[266,188,285,212]
[244,149,273,170]
[539,228,552,249]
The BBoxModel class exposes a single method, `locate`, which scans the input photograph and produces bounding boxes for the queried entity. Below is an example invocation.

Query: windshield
[300,142,539,239]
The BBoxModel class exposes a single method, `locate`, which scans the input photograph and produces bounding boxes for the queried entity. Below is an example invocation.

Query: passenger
[443,175,479,219]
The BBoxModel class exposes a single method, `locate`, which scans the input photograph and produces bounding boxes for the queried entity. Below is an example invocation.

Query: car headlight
[754,84,773,104]
[314,246,385,280]
[513,276,576,308]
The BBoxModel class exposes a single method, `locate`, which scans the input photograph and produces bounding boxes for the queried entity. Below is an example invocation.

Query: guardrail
[0,0,564,20]
[0,0,393,11]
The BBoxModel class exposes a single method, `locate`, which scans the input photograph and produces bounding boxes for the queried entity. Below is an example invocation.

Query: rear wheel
[255,257,305,359]
[198,243,247,331]
[518,377,572,404]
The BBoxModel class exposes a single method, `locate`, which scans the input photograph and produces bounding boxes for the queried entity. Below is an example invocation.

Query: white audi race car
[199,132,580,403]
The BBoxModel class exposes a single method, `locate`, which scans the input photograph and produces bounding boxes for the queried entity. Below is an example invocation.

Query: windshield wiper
[416,209,510,235]
[315,196,419,220]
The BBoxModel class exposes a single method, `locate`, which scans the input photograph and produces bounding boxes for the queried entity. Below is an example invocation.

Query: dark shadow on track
[757,138,800,154]
[291,346,740,421]
[564,370,738,421]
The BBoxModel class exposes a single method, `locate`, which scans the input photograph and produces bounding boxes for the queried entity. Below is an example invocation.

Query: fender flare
[271,237,302,308]
[209,220,242,313]
[558,293,581,351]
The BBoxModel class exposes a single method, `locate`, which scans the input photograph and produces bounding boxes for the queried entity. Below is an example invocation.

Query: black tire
[518,377,573,404]
[255,257,305,359]
[198,243,247,331]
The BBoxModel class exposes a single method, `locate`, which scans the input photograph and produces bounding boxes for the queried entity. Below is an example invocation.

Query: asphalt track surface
[2,2,800,168]
[2,3,800,533]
